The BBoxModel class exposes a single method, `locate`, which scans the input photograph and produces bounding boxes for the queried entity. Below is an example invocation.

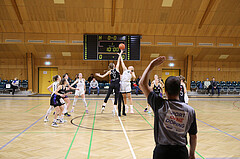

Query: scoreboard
[84,34,141,61]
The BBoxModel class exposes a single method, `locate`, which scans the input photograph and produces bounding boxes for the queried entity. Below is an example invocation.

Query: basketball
[119,43,125,50]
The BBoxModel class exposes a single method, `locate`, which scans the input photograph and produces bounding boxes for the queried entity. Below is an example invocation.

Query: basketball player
[179,75,188,104]
[119,54,136,113]
[44,75,61,122]
[62,73,74,117]
[50,78,72,127]
[179,75,187,103]
[95,51,122,116]
[70,73,88,113]
[144,75,164,113]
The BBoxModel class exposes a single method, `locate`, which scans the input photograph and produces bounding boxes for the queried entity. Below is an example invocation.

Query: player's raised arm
[70,80,78,87]
[116,50,122,72]
[120,52,127,71]
[95,70,111,78]
[139,56,166,97]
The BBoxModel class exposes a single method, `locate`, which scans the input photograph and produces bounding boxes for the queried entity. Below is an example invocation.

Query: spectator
[11,77,19,95]
[88,74,94,83]
[139,56,197,159]
[135,76,142,95]
[204,78,211,95]
[89,78,99,95]
[211,77,220,96]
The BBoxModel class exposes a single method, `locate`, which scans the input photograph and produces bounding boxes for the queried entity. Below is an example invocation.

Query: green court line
[133,105,154,129]
[134,102,205,159]
[25,103,43,112]
[0,132,90,134]
[65,101,90,159]
[87,101,98,159]
[136,101,154,117]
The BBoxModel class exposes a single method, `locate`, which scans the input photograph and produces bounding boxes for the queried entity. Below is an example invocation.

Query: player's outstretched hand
[150,56,166,68]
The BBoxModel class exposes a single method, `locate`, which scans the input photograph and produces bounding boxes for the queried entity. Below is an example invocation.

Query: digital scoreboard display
[84,34,141,61]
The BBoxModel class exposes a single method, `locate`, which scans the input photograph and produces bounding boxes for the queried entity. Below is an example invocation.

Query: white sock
[130,105,133,110]
[46,106,54,117]
[82,98,87,107]
[73,97,78,106]
[102,103,106,106]
[61,114,64,120]
[53,119,57,122]
[63,104,67,114]
[113,105,117,111]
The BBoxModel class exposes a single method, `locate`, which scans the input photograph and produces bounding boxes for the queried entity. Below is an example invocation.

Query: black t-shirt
[148,91,197,145]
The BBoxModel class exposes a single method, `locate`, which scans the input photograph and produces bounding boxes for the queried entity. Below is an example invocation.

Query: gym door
[162,69,180,82]
[39,67,58,94]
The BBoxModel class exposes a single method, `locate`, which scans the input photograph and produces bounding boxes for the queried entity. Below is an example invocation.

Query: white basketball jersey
[77,79,85,90]
[121,70,132,82]
[52,81,59,94]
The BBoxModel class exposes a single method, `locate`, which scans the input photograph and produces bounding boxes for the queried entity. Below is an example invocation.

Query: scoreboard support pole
[111,0,116,26]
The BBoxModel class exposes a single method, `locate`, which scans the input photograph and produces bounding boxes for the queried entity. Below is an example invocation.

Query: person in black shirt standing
[211,77,220,96]
[139,56,197,159]
[96,51,122,116]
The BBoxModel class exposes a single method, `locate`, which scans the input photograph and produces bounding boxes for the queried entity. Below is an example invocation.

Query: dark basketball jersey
[179,85,185,102]
[153,82,161,95]
[58,85,67,94]
[110,69,120,82]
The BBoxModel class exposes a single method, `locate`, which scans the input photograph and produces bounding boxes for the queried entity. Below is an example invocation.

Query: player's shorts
[50,94,65,107]
[120,81,131,93]
[75,89,85,96]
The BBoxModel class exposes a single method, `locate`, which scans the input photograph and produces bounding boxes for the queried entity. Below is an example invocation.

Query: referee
[139,56,197,159]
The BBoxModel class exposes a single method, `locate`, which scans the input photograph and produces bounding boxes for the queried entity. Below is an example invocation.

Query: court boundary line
[65,101,90,159]
[133,102,205,159]
[0,114,45,151]
[117,111,137,159]
[87,101,98,159]
[197,119,240,141]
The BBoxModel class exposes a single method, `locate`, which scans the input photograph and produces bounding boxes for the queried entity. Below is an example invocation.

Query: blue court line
[0,114,45,151]
[197,119,240,141]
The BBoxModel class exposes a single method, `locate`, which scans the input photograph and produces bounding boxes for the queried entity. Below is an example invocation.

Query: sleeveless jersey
[153,80,161,95]
[58,85,67,95]
[121,70,132,82]
[179,85,185,102]
[52,81,59,95]
[110,69,120,82]
[76,79,85,90]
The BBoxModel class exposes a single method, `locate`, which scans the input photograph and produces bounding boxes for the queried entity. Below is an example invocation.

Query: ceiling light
[169,63,174,67]
[54,0,65,4]
[162,0,174,7]
[62,52,71,56]
[219,55,229,59]
[45,61,51,66]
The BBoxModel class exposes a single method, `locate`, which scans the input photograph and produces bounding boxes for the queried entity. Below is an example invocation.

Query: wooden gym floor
[0,97,239,159]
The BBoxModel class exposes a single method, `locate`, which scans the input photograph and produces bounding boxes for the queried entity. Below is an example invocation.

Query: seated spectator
[204,78,211,95]
[211,77,220,96]
[135,76,142,95]
[88,74,94,83]
[89,78,99,95]
[11,77,19,95]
